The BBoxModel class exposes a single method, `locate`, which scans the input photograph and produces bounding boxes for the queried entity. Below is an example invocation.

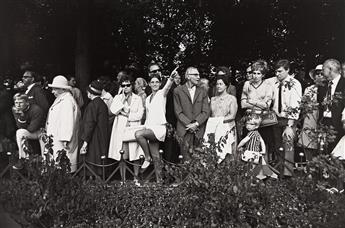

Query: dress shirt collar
[331,74,341,88]
[277,75,292,84]
[25,83,35,94]
[188,85,196,92]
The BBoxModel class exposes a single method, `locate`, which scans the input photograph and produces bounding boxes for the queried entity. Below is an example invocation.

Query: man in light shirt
[174,67,210,161]
[271,59,302,177]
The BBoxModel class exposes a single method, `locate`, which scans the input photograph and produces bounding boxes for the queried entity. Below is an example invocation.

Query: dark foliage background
[0,0,344,86]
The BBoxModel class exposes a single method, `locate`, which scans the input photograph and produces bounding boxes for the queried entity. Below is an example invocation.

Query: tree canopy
[0,0,344,84]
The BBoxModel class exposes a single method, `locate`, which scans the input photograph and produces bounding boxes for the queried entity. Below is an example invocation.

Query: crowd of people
[1,58,345,183]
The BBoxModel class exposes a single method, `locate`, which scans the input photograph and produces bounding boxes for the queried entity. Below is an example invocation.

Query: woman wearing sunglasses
[135,67,178,184]
[108,75,144,184]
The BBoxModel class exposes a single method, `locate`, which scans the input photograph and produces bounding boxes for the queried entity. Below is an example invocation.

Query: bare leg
[133,160,140,178]
[135,129,158,162]
[150,142,162,183]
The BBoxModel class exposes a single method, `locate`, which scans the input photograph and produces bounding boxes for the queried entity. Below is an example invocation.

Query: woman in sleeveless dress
[135,69,177,183]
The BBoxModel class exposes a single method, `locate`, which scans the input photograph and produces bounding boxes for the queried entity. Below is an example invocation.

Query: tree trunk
[75,0,92,93]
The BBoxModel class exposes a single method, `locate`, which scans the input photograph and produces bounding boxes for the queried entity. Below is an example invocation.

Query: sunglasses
[150,69,160,73]
[121,84,131,88]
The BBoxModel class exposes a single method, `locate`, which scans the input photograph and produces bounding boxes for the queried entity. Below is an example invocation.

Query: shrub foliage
[1,144,345,227]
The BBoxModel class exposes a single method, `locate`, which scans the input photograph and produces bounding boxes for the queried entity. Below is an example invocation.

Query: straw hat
[48,75,72,90]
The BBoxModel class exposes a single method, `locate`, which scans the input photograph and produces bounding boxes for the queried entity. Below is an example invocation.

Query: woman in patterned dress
[207,75,238,161]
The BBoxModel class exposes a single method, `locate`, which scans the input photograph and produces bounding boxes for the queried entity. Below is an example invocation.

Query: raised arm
[162,67,179,97]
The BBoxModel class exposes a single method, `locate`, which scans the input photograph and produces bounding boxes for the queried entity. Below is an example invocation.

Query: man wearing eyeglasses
[174,67,210,161]
[21,70,50,116]
[148,63,162,78]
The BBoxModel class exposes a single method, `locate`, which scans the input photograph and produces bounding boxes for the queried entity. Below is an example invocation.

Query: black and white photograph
[0,0,345,227]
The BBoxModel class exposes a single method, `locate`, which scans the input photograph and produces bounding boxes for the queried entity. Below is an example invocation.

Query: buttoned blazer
[173,84,210,139]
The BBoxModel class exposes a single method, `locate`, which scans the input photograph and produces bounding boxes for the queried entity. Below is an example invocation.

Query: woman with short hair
[80,80,109,176]
[135,69,177,184]
[204,75,238,162]
[108,76,144,183]
[241,59,274,161]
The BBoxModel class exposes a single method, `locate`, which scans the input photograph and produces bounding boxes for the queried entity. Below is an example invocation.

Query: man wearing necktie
[174,67,210,161]
[317,59,345,152]
[271,59,302,177]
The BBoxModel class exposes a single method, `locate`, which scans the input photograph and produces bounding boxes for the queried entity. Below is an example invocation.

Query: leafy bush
[1,143,345,227]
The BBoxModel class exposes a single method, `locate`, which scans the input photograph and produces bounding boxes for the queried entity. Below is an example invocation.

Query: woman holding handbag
[108,75,144,184]
[241,60,275,162]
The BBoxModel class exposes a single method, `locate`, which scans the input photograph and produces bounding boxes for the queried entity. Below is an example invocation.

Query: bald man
[174,67,210,161]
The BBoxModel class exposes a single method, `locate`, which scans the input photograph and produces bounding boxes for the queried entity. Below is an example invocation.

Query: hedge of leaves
[1,149,345,227]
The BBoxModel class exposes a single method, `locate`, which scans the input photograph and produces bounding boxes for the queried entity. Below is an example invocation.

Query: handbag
[260,110,278,127]
[241,150,261,164]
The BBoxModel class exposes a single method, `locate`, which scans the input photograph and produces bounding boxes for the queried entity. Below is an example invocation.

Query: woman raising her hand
[135,67,178,183]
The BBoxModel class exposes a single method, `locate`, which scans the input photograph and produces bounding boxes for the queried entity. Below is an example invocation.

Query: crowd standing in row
[1,58,345,183]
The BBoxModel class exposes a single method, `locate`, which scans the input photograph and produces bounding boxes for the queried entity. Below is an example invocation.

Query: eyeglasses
[22,76,33,79]
[188,73,200,76]
[150,69,161,74]
[121,84,131,88]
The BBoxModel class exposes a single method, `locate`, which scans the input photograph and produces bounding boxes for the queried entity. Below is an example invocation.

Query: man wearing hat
[46,75,81,172]
[298,64,325,160]
[79,81,109,176]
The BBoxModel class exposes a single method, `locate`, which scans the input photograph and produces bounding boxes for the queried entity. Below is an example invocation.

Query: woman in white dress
[135,69,177,183]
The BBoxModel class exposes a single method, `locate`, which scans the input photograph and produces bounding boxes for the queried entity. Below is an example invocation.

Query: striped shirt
[245,130,261,152]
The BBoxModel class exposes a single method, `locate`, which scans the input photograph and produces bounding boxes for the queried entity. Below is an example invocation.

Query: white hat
[315,64,323,70]
[309,64,323,80]
[48,75,71,90]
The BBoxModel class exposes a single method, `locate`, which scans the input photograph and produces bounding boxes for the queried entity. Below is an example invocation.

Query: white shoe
[141,160,151,169]
[134,179,141,187]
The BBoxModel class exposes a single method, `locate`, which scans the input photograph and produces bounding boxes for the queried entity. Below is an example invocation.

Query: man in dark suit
[174,67,210,161]
[317,59,345,152]
[22,70,50,116]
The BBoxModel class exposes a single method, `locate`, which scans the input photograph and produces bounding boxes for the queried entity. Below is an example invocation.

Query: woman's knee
[135,130,145,140]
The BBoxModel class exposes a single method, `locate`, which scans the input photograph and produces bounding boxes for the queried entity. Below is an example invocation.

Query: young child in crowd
[238,114,277,179]
[238,114,266,163]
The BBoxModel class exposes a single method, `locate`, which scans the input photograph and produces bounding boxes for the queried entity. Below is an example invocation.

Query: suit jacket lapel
[335,77,345,93]
[182,84,193,104]
[193,87,201,104]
